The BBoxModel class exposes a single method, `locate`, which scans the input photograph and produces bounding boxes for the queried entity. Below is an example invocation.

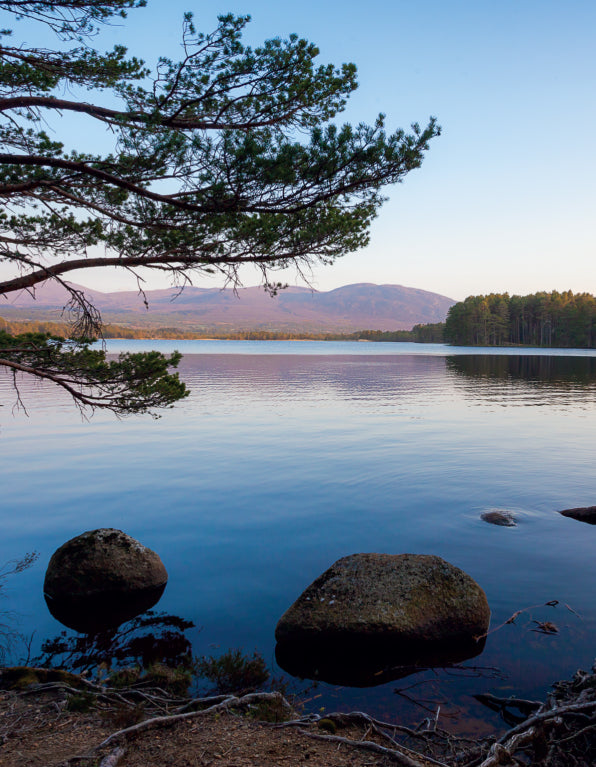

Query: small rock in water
[559,506,596,525]
[481,510,517,527]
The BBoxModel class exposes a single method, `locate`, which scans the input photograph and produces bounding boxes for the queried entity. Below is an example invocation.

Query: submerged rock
[481,510,517,527]
[275,553,490,685]
[559,506,596,525]
[44,528,167,633]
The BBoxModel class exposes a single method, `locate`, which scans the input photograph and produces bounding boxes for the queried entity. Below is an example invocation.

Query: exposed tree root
[466,664,596,767]
[2,663,595,766]
[98,747,126,767]
[297,727,443,767]
[272,708,481,765]
[269,665,596,767]
[97,690,288,749]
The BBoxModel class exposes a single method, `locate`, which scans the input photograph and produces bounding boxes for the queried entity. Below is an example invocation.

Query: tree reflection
[447,354,596,386]
[0,552,38,663]
[34,611,194,674]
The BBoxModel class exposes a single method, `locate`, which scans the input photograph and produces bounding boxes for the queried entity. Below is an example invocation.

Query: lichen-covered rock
[44,529,167,633]
[275,553,490,646]
[559,506,596,525]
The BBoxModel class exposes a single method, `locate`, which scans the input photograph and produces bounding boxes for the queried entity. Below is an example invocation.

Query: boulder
[44,528,168,633]
[559,506,596,525]
[276,553,490,645]
[275,553,490,685]
[481,510,517,527]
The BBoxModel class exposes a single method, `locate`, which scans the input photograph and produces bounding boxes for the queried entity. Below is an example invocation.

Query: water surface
[1,342,595,730]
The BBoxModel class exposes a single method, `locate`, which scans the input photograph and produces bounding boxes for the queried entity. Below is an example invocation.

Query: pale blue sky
[8,1,596,300]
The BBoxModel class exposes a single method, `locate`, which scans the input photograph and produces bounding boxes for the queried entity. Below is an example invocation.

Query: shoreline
[2,664,594,766]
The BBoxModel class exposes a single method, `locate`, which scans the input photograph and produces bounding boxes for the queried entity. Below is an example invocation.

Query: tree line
[0,316,444,343]
[444,291,596,348]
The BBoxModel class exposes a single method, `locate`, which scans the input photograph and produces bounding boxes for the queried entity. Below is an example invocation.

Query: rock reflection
[44,582,167,634]
[275,635,486,688]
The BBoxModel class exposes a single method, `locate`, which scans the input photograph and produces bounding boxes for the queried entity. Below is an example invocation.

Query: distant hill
[1,281,455,332]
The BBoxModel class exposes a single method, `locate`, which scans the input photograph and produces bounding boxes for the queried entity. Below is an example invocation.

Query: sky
[4,0,596,301]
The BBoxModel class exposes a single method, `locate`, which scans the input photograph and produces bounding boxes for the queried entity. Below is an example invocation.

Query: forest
[444,290,596,347]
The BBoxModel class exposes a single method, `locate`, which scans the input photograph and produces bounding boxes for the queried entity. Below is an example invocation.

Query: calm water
[1,341,596,732]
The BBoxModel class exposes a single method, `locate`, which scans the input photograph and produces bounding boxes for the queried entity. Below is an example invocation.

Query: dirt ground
[0,688,416,767]
[2,665,595,767]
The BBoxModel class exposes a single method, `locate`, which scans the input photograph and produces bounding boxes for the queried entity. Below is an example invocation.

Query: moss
[318,718,337,733]
[41,668,84,685]
[108,667,142,688]
[247,697,293,723]
[142,663,191,696]
[0,666,86,690]
[4,669,39,689]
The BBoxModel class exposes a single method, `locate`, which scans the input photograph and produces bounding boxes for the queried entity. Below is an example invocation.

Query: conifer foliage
[0,0,438,414]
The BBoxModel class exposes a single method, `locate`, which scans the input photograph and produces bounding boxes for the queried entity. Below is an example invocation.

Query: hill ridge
[3,281,455,332]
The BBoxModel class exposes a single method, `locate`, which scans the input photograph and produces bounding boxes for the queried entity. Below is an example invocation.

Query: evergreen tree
[444,291,596,349]
[0,1,439,414]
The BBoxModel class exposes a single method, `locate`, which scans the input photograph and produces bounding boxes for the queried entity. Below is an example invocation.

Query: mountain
[2,281,455,332]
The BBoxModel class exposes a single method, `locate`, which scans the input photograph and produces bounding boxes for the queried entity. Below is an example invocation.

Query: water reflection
[35,611,194,674]
[275,635,486,687]
[178,353,447,412]
[445,354,596,390]
[44,582,167,634]
[2,347,596,727]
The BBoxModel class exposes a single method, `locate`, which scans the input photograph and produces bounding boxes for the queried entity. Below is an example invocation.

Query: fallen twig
[474,600,561,642]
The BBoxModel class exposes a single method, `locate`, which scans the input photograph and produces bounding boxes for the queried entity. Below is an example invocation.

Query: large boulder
[44,529,168,633]
[275,553,490,685]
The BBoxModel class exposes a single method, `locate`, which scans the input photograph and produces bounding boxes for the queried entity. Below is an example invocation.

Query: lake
[1,341,596,732]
